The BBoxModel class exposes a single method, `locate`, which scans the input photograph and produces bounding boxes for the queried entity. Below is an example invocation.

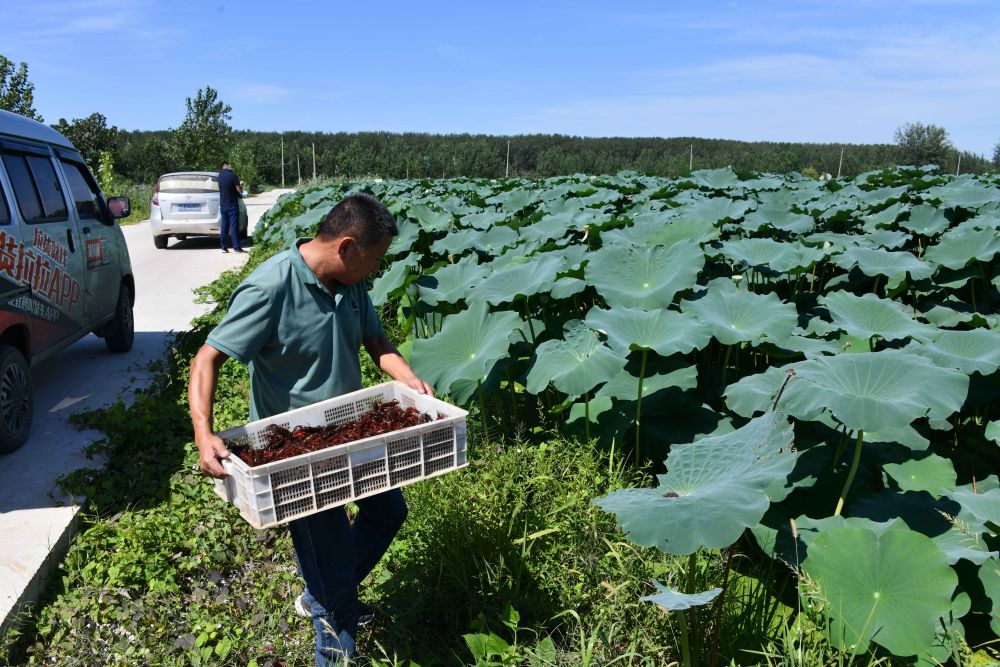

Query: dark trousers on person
[288,488,407,665]
[219,204,242,251]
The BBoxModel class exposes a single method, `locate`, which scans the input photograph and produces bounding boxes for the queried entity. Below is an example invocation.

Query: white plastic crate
[213,381,468,529]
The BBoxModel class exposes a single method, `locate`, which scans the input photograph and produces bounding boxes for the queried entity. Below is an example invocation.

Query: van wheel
[153,235,168,249]
[0,345,32,453]
[105,288,134,353]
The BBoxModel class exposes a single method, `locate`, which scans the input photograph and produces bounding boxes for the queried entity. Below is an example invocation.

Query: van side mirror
[107,196,131,219]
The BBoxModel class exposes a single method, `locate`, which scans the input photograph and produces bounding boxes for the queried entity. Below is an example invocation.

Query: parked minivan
[0,109,135,453]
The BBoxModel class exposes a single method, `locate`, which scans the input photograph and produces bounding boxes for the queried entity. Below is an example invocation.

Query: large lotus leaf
[899,204,950,237]
[718,238,815,273]
[388,219,421,256]
[584,306,712,357]
[466,253,565,306]
[784,351,969,432]
[431,226,519,257]
[863,202,907,230]
[406,203,454,233]
[803,526,957,657]
[680,279,797,346]
[585,241,704,309]
[684,196,754,223]
[921,300,977,328]
[525,321,626,397]
[979,563,1000,636]
[987,421,1000,445]
[944,488,1000,531]
[861,229,912,250]
[595,410,796,555]
[924,179,1000,210]
[743,208,816,234]
[595,366,698,401]
[770,334,842,358]
[724,365,798,418]
[908,328,1000,375]
[550,277,587,299]
[520,209,601,245]
[459,210,507,230]
[687,167,741,190]
[370,252,422,306]
[416,255,488,306]
[819,291,935,342]
[642,582,722,611]
[922,227,1000,270]
[884,455,956,497]
[831,246,934,281]
[487,188,539,214]
[646,218,721,247]
[411,302,523,400]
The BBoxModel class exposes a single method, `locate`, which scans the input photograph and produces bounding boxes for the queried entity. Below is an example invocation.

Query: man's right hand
[196,433,231,479]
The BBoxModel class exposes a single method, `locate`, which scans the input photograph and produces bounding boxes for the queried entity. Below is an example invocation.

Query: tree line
[3,55,998,189]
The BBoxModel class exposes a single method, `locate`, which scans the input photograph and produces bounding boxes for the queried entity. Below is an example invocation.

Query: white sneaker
[294,594,376,626]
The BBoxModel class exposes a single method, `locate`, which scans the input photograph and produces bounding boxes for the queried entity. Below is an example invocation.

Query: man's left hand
[402,375,434,397]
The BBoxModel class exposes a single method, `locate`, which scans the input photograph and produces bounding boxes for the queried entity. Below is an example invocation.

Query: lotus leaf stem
[834,428,864,517]
[686,551,702,667]
[709,547,734,667]
[584,392,591,443]
[476,379,488,427]
[635,348,648,466]
[872,275,881,294]
[720,344,733,394]
[522,297,537,344]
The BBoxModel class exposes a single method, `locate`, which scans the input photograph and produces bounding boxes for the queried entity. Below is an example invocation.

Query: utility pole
[689,144,693,171]
[297,155,301,184]
[837,147,844,179]
[956,153,961,176]
[312,142,317,180]
[505,140,510,178]
[280,134,285,188]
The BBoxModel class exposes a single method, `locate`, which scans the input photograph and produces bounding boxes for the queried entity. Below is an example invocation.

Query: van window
[1,151,69,223]
[60,159,104,222]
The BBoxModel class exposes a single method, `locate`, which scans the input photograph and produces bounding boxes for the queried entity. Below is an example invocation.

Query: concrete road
[0,189,294,635]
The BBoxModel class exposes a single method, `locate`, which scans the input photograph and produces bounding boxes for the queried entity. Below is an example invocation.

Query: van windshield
[158,174,218,193]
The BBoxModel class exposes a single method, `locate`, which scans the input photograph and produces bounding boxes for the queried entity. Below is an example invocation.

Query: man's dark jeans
[288,488,407,665]
[219,204,241,251]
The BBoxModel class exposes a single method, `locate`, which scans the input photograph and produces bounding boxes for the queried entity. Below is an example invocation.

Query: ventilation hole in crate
[250,421,291,450]
[388,436,421,460]
[389,464,421,486]
[313,454,348,476]
[271,464,311,487]
[355,475,388,496]
[390,450,421,474]
[225,434,253,450]
[274,479,313,507]
[324,403,356,426]
[314,469,350,492]
[276,495,315,522]
[425,455,454,475]
[424,426,453,446]
[317,485,352,509]
[353,459,387,480]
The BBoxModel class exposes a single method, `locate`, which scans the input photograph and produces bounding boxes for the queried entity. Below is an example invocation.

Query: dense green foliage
[256,165,1000,664]
[173,86,233,172]
[895,123,955,172]
[0,54,41,121]
[107,130,994,187]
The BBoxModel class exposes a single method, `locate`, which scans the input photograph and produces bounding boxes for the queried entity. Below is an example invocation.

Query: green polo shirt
[206,238,385,421]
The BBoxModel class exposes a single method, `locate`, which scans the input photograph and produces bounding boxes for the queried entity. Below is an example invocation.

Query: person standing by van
[217,161,243,253]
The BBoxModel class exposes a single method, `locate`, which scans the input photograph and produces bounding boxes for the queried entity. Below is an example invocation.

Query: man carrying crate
[188,193,433,665]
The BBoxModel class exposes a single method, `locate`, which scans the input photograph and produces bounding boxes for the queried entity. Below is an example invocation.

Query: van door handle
[82,226,91,234]
[66,229,76,253]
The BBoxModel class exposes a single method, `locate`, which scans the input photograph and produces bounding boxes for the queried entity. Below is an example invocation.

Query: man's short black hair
[316,193,398,248]
[220,161,231,169]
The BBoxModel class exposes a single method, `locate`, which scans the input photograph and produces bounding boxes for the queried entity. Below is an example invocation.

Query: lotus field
[256,166,1000,664]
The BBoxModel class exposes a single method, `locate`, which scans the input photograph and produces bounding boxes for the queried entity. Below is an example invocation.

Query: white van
[0,110,135,452]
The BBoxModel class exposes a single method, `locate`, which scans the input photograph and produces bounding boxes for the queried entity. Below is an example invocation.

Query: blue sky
[3,0,999,156]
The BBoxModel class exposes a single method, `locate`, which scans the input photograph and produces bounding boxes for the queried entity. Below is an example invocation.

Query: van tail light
[152,183,159,207]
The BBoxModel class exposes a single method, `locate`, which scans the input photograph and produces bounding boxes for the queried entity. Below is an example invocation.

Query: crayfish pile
[230,400,435,467]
